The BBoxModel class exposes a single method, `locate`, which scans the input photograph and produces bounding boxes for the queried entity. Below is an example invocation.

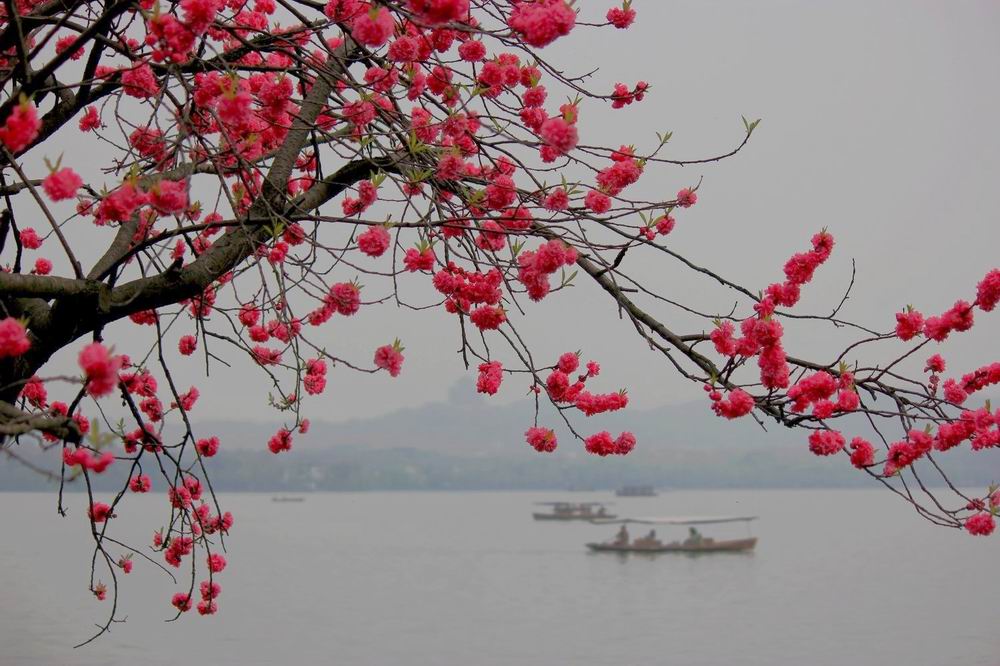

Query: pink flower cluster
[610,81,648,109]
[0,318,31,358]
[807,429,846,456]
[358,226,391,257]
[78,343,123,397]
[525,426,557,452]
[476,361,503,395]
[88,502,114,523]
[42,168,82,201]
[434,264,503,314]
[965,512,996,536]
[374,341,404,377]
[542,352,629,420]
[517,239,577,301]
[584,431,636,456]
[267,428,293,454]
[787,371,858,419]
[708,388,755,420]
[507,0,576,48]
[309,282,362,325]
[304,358,327,395]
[892,268,1000,343]
[0,101,41,153]
[63,447,115,473]
[606,2,635,29]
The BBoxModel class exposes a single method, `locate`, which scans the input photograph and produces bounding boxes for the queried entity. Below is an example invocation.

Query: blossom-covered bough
[0,0,998,643]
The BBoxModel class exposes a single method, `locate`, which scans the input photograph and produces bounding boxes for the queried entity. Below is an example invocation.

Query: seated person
[637,529,661,548]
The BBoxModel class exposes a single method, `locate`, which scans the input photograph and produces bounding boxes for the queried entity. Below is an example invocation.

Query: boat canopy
[589,515,758,525]
[534,501,612,506]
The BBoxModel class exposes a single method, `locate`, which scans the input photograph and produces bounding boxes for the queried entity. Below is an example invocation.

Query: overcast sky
[27,0,1000,426]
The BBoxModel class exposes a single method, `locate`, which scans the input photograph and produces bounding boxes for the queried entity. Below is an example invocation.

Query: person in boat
[597,506,608,517]
[685,526,703,546]
[634,529,661,549]
[613,525,630,546]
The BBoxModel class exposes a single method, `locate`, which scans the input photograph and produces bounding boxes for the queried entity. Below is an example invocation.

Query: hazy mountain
[3,381,998,491]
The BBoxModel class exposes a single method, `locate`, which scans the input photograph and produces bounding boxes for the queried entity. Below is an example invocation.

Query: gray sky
[27,0,1000,425]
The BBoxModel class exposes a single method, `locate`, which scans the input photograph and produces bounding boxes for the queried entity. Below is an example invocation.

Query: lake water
[1,488,997,665]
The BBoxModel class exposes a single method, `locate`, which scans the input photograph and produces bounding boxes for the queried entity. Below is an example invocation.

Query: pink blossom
[403,247,435,272]
[196,436,220,457]
[197,600,218,615]
[121,63,160,99]
[975,269,1000,312]
[326,282,361,315]
[476,361,503,395]
[614,431,636,455]
[849,437,874,468]
[925,354,946,374]
[0,101,41,153]
[965,512,995,536]
[676,188,697,208]
[894,308,924,341]
[149,180,189,215]
[129,475,152,492]
[374,342,404,377]
[33,258,52,275]
[808,429,845,456]
[358,226,391,257]
[19,227,42,249]
[557,352,579,374]
[200,579,222,600]
[351,5,395,47]
[179,335,198,356]
[711,388,755,419]
[525,426,557,452]
[78,343,123,397]
[407,0,469,24]
[172,593,192,612]
[207,553,227,573]
[584,190,611,213]
[43,168,82,201]
[0,318,31,358]
[79,106,101,131]
[538,116,577,155]
[507,0,576,48]
[607,4,636,29]
[267,428,293,453]
[575,390,628,416]
[470,305,506,330]
[88,502,114,522]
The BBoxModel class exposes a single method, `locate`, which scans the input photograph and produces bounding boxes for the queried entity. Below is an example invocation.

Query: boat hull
[534,513,617,521]
[586,538,757,553]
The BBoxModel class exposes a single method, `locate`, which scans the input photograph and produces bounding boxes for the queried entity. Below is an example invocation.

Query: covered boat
[585,515,758,553]
[533,501,616,521]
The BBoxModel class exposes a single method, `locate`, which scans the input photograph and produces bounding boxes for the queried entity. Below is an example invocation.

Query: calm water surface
[1,488,996,665]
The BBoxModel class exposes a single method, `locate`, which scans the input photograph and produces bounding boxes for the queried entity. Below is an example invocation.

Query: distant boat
[615,485,657,497]
[586,515,758,554]
[533,501,616,521]
[271,496,306,503]
[586,538,757,554]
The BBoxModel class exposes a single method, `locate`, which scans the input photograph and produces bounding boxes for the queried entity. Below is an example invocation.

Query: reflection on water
[1,489,997,666]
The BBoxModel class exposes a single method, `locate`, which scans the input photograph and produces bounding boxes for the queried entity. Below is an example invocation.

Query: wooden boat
[534,511,618,521]
[585,515,759,554]
[587,537,757,554]
[615,485,657,497]
[533,501,615,521]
